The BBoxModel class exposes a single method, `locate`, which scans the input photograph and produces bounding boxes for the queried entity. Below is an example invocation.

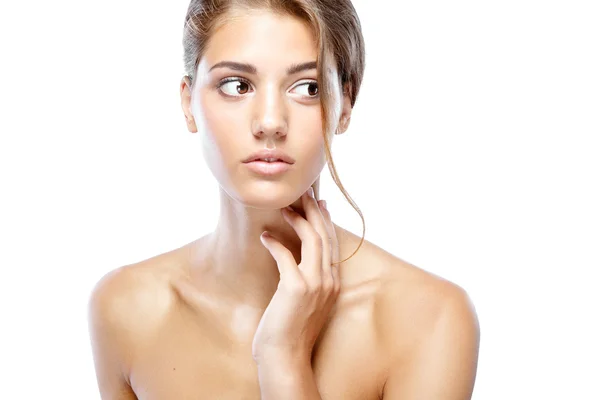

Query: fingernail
[320,200,327,211]
[307,187,314,198]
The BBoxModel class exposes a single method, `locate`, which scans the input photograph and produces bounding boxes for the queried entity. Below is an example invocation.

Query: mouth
[242,150,295,164]
[245,158,289,163]
[244,160,292,175]
[243,157,293,164]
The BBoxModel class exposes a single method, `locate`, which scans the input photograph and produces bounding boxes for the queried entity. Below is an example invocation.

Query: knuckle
[334,275,341,292]
[282,249,295,264]
[333,280,341,295]
[312,235,323,250]
[290,281,308,296]
[326,236,333,249]
[307,281,321,294]
[322,278,334,293]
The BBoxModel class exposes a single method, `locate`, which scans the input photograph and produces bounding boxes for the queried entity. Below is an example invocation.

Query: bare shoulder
[376,255,479,352]
[338,227,478,361]
[87,244,192,352]
[87,244,194,397]
[346,234,480,398]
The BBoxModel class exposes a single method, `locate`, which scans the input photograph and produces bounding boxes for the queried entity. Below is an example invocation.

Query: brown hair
[183,0,366,265]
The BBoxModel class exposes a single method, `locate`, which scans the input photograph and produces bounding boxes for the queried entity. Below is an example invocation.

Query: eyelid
[289,79,317,89]
[216,76,252,89]
[215,77,318,98]
[289,79,319,98]
[216,76,254,97]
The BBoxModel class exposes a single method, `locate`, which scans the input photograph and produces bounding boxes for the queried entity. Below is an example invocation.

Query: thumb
[259,232,302,283]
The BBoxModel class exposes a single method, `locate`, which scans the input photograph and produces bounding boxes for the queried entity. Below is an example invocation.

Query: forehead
[200,9,318,72]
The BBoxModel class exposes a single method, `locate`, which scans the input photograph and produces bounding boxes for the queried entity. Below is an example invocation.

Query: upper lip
[243,149,295,164]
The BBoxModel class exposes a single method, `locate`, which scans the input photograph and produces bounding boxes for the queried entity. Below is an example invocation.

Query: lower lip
[244,161,292,175]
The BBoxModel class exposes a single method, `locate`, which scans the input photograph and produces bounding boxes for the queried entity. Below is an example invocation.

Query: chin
[232,185,297,210]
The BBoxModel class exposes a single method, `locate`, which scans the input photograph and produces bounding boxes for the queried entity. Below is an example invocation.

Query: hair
[182,0,366,265]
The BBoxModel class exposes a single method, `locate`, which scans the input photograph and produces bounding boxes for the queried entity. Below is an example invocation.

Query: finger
[318,200,340,287]
[259,232,303,284]
[281,202,323,280]
[301,188,333,286]
[316,200,337,282]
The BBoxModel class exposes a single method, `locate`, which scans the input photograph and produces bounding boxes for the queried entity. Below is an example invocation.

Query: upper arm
[88,268,138,400]
[382,284,480,399]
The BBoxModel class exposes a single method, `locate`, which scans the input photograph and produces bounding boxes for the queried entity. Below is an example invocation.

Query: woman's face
[181,9,349,209]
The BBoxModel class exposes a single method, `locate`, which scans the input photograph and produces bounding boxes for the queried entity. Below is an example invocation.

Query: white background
[1,0,599,398]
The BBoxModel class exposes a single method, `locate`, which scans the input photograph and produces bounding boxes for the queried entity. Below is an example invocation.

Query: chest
[128,301,385,400]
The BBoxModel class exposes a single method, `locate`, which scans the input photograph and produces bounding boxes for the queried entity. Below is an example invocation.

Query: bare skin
[89,222,479,399]
[88,9,479,399]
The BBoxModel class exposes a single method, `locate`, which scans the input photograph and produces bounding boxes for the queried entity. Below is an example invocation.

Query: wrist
[253,348,321,399]
[255,353,314,394]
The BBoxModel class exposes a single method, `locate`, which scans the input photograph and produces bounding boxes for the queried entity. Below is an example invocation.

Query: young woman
[88,0,480,398]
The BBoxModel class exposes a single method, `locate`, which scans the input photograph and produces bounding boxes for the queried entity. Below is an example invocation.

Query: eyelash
[215,77,319,99]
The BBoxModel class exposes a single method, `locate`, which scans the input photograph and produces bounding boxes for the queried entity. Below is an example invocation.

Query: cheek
[294,110,328,172]
[197,93,246,149]
[199,94,242,138]
[195,94,247,181]
[303,109,327,151]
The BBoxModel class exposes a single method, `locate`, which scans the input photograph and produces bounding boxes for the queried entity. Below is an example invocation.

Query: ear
[336,83,353,135]
[180,75,198,133]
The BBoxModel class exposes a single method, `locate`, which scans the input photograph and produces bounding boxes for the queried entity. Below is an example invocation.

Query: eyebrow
[208,61,317,75]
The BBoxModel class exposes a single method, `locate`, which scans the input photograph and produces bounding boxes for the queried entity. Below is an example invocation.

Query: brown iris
[236,82,250,94]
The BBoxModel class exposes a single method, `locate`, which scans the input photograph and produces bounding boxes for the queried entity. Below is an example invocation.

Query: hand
[252,187,341,364]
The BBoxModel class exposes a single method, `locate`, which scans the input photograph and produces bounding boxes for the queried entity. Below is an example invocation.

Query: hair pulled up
[183,0,366,264]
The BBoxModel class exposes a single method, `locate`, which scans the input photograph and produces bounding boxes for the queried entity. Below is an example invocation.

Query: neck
[190,181,321,310]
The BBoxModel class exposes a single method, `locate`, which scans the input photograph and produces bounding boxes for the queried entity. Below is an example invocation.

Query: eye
[290,80,319,98]
[217,78,253,97]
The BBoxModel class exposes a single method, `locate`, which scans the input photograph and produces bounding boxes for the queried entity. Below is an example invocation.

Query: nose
[251,83,288,140]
